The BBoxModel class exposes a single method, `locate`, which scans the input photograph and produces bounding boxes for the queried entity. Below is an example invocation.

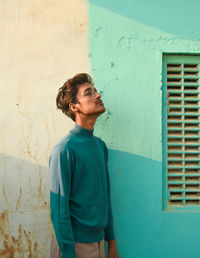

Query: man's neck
[75,117,97,130]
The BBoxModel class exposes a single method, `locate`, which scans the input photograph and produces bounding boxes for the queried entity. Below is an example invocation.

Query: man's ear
[69,103,79,113]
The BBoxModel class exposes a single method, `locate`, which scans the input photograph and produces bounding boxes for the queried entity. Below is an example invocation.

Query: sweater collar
[69,123,94,137]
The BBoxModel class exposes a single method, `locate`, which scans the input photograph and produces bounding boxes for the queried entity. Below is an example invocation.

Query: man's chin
[99,106,106,114]
[91,106,106,116]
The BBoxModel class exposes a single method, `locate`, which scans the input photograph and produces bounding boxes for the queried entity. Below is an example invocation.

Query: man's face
[75,83,106,117]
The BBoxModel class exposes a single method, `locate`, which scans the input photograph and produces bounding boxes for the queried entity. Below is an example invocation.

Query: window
[162,53,200,210]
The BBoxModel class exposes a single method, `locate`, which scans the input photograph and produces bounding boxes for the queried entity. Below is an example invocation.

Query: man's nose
[95,92,101,98]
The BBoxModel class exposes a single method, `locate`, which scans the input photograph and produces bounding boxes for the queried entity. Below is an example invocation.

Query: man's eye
[84,91,92,96]
[84,88,98,96]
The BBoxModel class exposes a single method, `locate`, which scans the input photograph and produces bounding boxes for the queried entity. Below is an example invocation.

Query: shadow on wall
[0,153,51,258]
[2,150,200,257]
[90,0,200,38]
[107,149,200,258]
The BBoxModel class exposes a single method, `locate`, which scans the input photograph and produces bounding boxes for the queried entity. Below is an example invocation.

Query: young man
[49,73,119,258]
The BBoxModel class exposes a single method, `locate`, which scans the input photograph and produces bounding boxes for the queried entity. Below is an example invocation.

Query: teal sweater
[49,123,115,258]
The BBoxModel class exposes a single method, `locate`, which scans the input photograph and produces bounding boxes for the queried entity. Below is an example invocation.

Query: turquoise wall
[89,1,200,257]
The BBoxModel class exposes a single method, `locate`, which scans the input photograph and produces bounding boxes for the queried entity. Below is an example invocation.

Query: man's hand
[107,240,119,258]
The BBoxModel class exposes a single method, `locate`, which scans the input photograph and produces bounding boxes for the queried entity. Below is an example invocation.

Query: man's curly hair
[56,73,94,121]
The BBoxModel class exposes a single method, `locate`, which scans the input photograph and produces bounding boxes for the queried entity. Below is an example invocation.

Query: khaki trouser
[50,231,106,258]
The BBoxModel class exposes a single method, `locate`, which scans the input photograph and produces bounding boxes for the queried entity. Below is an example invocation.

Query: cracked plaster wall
[0,1,89,257]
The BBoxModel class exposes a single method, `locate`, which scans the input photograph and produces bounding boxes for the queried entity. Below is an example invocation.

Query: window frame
[162,53,200,211]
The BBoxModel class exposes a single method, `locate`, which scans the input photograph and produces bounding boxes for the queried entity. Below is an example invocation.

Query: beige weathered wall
[0,1,89,257]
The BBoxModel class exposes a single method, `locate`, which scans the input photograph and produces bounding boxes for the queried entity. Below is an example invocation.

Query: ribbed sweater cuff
[104,230,115,241]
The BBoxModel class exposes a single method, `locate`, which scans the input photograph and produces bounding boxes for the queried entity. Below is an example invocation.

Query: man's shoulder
[50,133,76,155]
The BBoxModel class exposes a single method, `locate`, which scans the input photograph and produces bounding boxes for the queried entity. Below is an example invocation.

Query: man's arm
[104,143,115,241]
[104,144,119,258]
[49,145,76,258]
